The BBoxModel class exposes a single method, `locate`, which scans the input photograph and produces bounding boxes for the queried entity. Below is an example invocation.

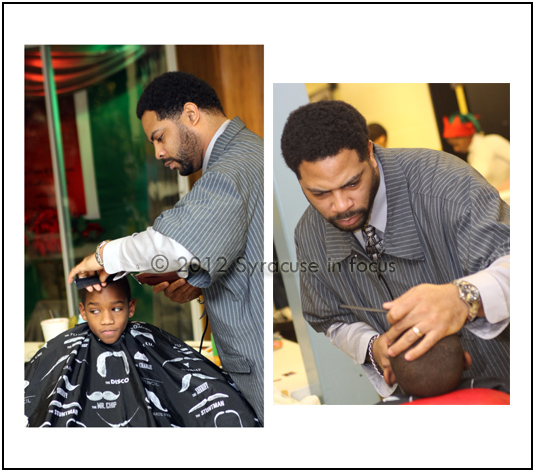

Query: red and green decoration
[442,113,482,138]
[25,211,105,256]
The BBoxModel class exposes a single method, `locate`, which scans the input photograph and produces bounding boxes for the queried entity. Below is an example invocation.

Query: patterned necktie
[362,225,384,261]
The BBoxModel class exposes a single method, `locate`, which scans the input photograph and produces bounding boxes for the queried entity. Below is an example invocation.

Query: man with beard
[280,100,509,398]
[68,72,264,424]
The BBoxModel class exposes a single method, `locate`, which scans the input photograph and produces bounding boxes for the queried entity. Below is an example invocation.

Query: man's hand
[153,278,202,303]
[68,253,110,292]
[383,283,469,361]
[371,333,397,387]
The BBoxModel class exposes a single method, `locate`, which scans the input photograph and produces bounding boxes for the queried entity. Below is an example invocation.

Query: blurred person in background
[443,113,510,195]
[368,123,387,148]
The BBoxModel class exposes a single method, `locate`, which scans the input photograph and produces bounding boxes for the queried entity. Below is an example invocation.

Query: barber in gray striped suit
[280,100,509,398]
[69,72,264,424]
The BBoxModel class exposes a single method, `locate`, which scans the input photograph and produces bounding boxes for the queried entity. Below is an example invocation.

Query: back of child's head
[78,275,131,306]
[390,333,465,397]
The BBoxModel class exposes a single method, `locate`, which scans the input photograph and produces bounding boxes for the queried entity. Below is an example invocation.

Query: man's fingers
[386,324,425,358]
[98,270,110,286]
[167,279,191,296]
[159,279,186,296]
[68,264,86,284]
[153,278,201,304]
[384,312,416,346]
[403,331,441,361]
[68,252,103,284]
[169,278,187,289]
[152,281,170,293]
[85,283,103,292]
[184,285,201,297]
[385,296,415,324]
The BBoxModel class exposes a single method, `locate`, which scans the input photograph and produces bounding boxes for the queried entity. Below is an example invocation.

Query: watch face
[460,282,479,299]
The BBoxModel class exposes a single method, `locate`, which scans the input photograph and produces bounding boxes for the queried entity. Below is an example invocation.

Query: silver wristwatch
[95,240,110,267]
[452,280,481,323]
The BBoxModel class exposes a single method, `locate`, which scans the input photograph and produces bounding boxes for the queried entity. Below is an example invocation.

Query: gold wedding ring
[413,326,423,337]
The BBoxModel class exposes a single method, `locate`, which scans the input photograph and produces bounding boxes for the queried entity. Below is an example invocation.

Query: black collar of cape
[205,116,246,172]
[323,145,426,264]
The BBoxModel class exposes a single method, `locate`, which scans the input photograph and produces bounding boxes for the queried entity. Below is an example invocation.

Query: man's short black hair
[136,71,224,121]
[280,100,369,179]
[79,275,131,306]
[368,123,387,142]
[390,334,465,398]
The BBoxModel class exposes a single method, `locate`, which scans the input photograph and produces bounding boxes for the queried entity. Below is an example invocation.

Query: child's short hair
[78,275,131,306]
[390,334,464,397]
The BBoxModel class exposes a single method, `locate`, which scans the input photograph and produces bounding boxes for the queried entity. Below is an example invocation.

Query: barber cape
[24,322,260,427]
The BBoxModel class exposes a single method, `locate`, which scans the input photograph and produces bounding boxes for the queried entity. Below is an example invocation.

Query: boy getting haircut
[25,276,260,427]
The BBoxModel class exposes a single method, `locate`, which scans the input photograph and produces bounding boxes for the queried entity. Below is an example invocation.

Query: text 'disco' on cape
[24,322,260,427]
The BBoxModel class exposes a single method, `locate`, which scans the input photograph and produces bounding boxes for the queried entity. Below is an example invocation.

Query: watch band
[452,279,480,324]
[95,240,110,267]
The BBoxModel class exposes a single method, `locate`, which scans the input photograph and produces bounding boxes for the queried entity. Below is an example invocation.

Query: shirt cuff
[103,236,133,274]
[459,255,510,339]
[462,269,509,324]
[326,322,397,397]
[361,363,398,398]
[326,321,376,364]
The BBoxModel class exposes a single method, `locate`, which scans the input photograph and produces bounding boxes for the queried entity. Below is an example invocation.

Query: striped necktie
[363,225,384,261]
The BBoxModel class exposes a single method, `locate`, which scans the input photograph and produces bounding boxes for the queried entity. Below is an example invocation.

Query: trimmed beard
[328,161,380,233]
[162,123,202,176]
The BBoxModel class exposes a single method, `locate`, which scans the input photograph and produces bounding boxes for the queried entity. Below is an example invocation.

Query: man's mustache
[328,209,365,224]
[162,157,181,166]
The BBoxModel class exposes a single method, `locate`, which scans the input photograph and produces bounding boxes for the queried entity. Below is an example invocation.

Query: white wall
[307,83,442,150]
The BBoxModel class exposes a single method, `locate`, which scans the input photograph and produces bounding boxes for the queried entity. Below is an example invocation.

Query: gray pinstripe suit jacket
[295,145,510,381]
[153,117,264,423]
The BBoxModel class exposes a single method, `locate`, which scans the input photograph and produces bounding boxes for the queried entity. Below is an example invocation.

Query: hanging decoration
[25,45,149,96]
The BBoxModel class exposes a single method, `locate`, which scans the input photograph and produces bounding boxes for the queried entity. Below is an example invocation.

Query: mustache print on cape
[130,329,155,343]
[40,354,70,381]
[214,409,243,427]
[134,351,149,362]
[145,389,168,412]
[48,400,83,410]
[97,406,140,427]
[47,375,80,398]
[96,351,129,378]
[64,336,85,346]
[174,345,194,354]
[66,418,87,427]
[162,356,203,367]
[86,390,121,401]
[178,373,217,393]
[188,393,229,413]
